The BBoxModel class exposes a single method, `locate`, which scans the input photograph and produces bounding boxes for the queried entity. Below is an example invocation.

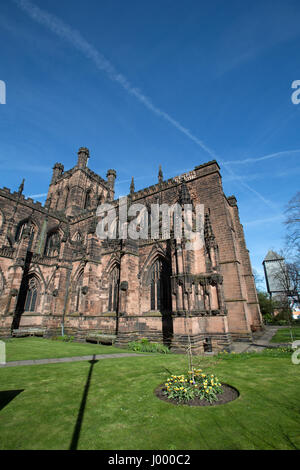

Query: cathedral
[0,147,263,352]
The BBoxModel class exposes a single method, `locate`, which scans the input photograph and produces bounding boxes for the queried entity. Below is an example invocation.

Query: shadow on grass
[223,405,278,450]
[69,355,98,450]
[163,366,173,376]
[222,386,300,450]
[0,390,24,411]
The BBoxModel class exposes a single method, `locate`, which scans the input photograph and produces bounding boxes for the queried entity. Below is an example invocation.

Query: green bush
[263,313,275,324]
[258,292,278,316]
[127,338,170,354]
[51,335,75,342]
[263,314,296,326]
[164,369,223,403]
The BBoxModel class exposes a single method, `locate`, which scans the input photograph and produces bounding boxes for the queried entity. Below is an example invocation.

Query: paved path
[0,326,292,366]
[0,353,148,368]
[231,325,291,353]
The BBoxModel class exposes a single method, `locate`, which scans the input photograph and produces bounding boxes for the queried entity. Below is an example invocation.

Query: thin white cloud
[216,2,300,77]
[0,161,50,173]
[222,166,300,183]
[27,193,47,199]
[223,149,300,166]
[243,214,284,228]
[222,172,262,183]
[115,175,150,185]
[13,0,276,210]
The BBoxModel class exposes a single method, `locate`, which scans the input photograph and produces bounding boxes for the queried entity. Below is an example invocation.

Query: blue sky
[1,0,300,287]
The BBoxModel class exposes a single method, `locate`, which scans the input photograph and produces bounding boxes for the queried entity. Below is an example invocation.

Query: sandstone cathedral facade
[0,147,263,352]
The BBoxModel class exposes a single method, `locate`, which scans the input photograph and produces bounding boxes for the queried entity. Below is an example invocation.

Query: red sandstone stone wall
[0,156,262,347]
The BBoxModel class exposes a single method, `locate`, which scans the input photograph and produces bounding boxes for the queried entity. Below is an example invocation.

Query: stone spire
[179,182,191,205]
[18,179,25,195]
[158,165,163,183]
[130,176,135,195]
[204,212,216,246]
[51,163,64,184]
[106,169,117,201]
[77,147,89,168]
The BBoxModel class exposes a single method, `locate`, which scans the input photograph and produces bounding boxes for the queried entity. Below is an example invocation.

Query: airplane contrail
[13,0,276,210]
[13,0,216,157]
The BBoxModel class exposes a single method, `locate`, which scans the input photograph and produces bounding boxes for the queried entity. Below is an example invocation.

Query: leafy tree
[257,292,278,316]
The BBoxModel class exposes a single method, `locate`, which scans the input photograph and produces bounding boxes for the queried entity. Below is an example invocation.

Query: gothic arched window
[0,210,3,231]
[75,271,84,312]
[84,190,92,209]
[15,220,35,250]
[55,192,61,210]
[73,232,82,243]
[64,187,70,209]
[44,231,60,257]
[150,258,171,311]
[24,276,40,312]
[0,270,4,296]
[108,265,120,312]
[96,193,103,206]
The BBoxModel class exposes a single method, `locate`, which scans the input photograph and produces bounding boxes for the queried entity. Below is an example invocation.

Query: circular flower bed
[155,369,239,406]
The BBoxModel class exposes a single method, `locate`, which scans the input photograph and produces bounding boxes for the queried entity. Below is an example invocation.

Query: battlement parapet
[53,166,109,190]
[0,187,46,209]
[130,162,220,201]
[0,246,15,258]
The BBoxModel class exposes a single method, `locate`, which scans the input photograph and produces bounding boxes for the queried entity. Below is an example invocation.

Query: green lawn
[0,339,299,450]
[2,337,128,361]
[270,327,300,343]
